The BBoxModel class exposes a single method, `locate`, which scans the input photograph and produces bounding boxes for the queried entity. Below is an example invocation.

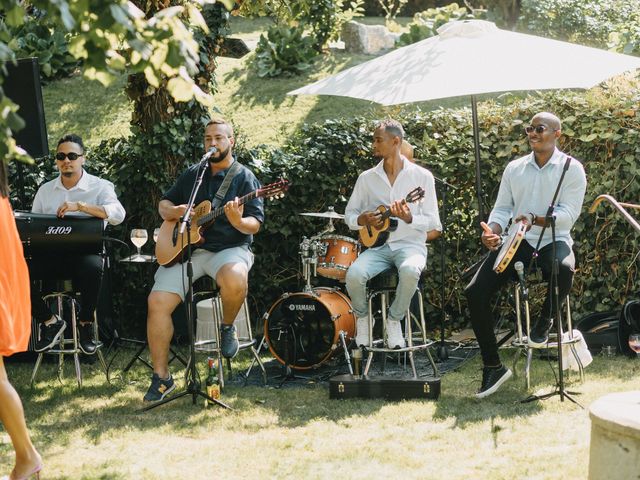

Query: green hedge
[12,88,640,334]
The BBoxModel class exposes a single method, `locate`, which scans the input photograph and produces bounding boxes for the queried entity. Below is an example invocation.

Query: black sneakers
[34,316,66,352]
[529,318,553,348]
[220,324,239,359]
[143,373,176,402]
[78,323,99,355]
[476,365,513,399]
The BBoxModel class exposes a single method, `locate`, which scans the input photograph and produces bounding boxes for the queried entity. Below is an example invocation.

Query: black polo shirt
[162,159,264,252]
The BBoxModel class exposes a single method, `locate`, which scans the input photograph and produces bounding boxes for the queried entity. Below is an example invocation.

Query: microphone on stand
[200,146,218,165]
[514,261,526,293]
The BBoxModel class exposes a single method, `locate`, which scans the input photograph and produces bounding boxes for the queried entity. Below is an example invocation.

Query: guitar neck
[380,198,407,219]
[197,190,259,227]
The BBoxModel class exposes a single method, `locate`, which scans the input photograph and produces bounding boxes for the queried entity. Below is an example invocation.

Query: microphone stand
[521,156,582,407]
[432,175,457,361]
[143,156,231,412]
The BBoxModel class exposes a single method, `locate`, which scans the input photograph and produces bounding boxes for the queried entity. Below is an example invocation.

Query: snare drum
[263,288,355,370]
[316,235,359,281]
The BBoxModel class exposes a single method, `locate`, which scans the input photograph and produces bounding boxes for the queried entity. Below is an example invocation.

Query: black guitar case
[329,374,440,400]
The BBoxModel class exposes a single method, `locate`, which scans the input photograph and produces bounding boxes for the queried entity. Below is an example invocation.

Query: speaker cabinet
[4,57,48,158]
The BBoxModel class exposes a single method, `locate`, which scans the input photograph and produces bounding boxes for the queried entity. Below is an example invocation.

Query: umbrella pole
[471,95,485,222]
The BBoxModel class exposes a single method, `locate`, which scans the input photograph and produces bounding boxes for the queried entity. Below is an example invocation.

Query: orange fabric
[0,196,31,356]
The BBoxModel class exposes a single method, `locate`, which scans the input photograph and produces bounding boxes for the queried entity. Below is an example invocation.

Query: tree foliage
[0,0,233,166]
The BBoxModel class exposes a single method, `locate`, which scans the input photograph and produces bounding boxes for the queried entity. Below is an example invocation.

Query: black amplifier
[329,374,441,400]
[14,211,104,257]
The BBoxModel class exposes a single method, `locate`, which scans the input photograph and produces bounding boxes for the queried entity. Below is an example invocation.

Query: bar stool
[511,281,586,389]
[194,287,266,389]
[361,269,439,378]
[31,282,109,387]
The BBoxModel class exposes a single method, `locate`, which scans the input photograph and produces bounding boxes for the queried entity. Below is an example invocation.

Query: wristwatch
[77,201,87,212]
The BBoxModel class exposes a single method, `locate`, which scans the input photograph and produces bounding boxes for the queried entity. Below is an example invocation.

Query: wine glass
[153,228,160,243]
[130,229,148,261]
[628,334,640,358]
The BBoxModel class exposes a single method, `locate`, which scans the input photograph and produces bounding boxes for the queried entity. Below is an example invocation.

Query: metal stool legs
[511,286,585,389]
[31,292,109,387]
[362,286,439,378]
[195,295,267,388]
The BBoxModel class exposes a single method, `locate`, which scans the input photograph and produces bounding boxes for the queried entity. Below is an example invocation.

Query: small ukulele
[358,187,425,248]
[155,179,289,266]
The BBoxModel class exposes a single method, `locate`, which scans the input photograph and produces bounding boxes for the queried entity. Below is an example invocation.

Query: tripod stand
[520,156,582,407]
[142,157,231,412]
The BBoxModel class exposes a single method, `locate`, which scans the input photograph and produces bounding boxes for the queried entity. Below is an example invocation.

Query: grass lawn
[1,349,638,478]
[42,16,458,149]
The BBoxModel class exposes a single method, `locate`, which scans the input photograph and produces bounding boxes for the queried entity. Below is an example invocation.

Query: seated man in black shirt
[143,118,264,402]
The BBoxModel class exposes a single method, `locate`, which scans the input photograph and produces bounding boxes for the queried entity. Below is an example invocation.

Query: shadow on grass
[223,50,378,110]
[8,348,637,454]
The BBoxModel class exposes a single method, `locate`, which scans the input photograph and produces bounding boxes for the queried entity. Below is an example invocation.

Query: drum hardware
[299,235,327,292]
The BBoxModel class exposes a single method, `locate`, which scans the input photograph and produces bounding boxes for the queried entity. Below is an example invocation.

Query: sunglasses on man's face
[524,124,554,135]
[55,152,82,161]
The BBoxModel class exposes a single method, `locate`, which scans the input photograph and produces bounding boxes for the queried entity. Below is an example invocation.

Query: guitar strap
[212,160,242,209]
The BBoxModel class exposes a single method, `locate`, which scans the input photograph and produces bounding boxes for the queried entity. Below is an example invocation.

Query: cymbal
[299,211,345,219]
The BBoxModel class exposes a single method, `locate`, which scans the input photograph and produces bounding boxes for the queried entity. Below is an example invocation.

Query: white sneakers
[386,319,406,349]
[355,316,371,347]
[355,316,406,349]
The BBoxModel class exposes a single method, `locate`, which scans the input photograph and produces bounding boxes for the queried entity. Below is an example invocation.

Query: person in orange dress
[0,161,42,480]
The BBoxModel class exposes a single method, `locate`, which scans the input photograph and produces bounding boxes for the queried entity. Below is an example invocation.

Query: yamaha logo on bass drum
[288,303,316,312]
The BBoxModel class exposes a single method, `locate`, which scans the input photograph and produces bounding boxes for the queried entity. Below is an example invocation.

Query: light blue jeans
[345,244,426,321]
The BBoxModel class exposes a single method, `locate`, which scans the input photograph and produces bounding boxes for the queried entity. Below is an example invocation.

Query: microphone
[514,261,526,292]
[200,146,218,164]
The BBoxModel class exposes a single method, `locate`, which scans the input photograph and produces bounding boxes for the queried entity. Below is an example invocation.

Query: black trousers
[464,241,575,366]
[28,254,104,324]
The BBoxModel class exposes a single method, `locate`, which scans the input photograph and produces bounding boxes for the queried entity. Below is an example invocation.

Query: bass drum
[264,288,355,370]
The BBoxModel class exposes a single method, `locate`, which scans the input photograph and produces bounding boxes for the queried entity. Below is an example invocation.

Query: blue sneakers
[220,324,239,359]
[143,373,176,402]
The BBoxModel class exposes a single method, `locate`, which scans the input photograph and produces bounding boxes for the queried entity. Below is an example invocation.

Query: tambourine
[493,221,526,273]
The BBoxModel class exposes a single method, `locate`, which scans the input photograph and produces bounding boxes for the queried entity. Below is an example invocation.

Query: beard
[208,146,231,164]
[62,172,74,177]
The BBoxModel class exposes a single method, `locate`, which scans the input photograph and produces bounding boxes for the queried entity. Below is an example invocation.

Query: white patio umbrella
[289,20,640,218]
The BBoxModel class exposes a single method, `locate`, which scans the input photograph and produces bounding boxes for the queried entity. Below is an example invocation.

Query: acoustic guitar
[155,179,289,266]
[358,187,425,248]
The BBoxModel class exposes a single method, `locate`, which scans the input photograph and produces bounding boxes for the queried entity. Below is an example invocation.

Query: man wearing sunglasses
[30,134,125,354]
[465,112,587,399]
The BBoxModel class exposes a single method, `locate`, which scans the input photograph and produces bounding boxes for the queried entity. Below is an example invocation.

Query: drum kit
[263,206,359,370]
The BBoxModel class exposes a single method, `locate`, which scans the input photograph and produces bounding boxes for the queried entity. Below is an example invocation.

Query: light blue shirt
[488,148,587,248]
[32,169,126,226]
[345,157,442,253]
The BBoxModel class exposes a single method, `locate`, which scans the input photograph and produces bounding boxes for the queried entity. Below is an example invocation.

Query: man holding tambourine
[465,112,587,399]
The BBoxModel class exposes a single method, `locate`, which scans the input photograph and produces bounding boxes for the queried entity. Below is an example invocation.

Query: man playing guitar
[345,119,441,349]
[143,118,264,403]
[465,112,587,399]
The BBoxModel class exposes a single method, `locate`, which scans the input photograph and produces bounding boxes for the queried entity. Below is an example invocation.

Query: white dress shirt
[345,157,442,253]
[32,169,126,226]
[488,148,586,248]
